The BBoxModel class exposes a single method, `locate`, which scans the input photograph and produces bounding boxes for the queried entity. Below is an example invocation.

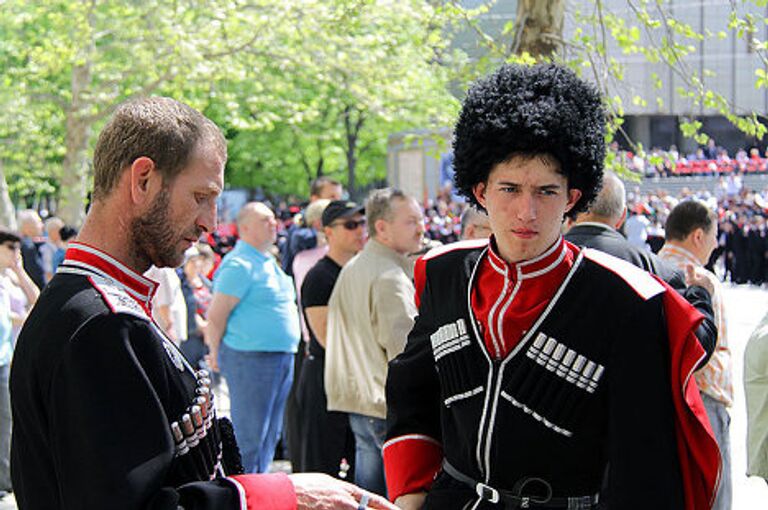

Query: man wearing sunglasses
[296,200,366,476]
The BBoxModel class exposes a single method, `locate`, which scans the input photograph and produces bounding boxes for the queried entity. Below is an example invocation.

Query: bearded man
[9,97,395,510]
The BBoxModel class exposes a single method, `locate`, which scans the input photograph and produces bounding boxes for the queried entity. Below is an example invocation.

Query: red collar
[473,237,577,359]
[63,242,158,308]
[486,235,569,280]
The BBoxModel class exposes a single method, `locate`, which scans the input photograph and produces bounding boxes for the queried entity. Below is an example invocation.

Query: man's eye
[195,193,207,204]
[539,189,558,196]
[500,187,518,193]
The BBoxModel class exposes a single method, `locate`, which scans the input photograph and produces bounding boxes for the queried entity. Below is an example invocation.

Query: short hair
[236,202,271,228]
[460,206,487,235]
[17,209,41,231]
[0,229,21,245]
[453,64,605,218]
[59,225,78,242]
[310,177,341,198]
[365,188,410,238]
[304,198,331,227]
[92,97,227,201]
[665,200,716,241]
[587,171,625,220]
[44,216,64,234]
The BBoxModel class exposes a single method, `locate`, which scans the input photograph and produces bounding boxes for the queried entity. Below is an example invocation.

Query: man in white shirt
[145,266,187,345]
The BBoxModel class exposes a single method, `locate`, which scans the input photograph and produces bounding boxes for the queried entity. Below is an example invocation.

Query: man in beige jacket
[325,188,424,497]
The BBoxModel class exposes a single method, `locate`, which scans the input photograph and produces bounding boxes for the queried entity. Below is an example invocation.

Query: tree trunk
[346,138,357,197]
[59,111,91,227]
[511,0,566,59]
[0,160,17,230]
[57,27,94,227]
[342,105,364,197]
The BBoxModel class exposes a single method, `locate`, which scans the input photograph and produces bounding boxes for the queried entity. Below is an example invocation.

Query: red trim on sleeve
[413,256,427,309]
[383,435,443,501]
[228,473,297,510]
[661,280,721,510]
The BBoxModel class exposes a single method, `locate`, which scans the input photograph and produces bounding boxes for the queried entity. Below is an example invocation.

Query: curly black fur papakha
[452,63,606,218]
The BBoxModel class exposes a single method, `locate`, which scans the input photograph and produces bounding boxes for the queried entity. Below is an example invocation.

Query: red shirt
[472,236,578,359]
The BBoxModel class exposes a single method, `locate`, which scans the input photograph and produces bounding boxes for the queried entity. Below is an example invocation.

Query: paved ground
[1,283,766,509]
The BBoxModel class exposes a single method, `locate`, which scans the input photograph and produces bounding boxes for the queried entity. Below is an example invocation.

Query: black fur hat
[452,63,605,218]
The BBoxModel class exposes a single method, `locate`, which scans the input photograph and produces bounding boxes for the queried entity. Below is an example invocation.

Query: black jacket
[565,223,716,367]
[387,245,690,509]
[10,252,249,510]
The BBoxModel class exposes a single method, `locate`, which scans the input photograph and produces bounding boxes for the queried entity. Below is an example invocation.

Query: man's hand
[289,473,398,510]
[10,250,24,274]
[394,492,426,509]
[204,344,219,372]
[685,264,715,296]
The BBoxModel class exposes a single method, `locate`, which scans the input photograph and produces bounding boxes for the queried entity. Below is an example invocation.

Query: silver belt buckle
[475,482,500,504]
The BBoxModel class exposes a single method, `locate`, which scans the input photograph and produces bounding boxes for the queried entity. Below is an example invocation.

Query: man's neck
[572,220,615,231]
[241,238,272,255]
[326,245,356,267]
[76,203,150,274]
[573,213,620,230]
[371,236,407,256]
[662,241,704,265]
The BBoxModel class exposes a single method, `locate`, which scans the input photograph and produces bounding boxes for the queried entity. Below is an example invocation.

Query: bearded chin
[130,188,183,269]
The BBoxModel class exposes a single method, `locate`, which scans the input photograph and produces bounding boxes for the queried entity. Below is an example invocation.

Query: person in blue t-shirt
[206,202,301,474]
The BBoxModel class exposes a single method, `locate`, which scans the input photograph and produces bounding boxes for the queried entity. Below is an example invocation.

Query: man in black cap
[296,200,366,477]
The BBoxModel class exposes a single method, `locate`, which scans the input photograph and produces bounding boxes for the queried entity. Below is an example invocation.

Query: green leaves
[0,0,462,216]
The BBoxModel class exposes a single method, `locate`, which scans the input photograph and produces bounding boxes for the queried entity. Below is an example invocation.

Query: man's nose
[198,202,217,233]
[517,193,537,221]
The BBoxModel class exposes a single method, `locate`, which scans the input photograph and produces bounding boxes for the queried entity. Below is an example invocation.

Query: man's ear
[615,207,628,230]
[374,218,389,240]
[564,188,583,214]
[473,182,488,209]
[692,227,705,246]
[129,157,158,205]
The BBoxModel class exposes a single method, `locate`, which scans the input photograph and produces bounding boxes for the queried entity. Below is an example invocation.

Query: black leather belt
[442,460,599,509]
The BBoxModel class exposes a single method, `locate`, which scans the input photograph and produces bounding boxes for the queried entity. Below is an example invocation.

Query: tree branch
[84,67,177,123]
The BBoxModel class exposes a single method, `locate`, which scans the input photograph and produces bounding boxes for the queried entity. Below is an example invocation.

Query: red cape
[661,280,721,509]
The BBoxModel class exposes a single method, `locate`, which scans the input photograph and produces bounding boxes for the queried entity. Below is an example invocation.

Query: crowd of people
[618,181,768,286]
[3,165,763,506]
[2,158,767,509]
[618,138,768,178]
[3,64,768,510]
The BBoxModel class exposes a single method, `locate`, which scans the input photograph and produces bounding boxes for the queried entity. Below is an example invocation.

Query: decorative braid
[218,417,244,475]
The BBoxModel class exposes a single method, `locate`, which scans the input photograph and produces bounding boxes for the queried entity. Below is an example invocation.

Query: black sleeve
[301,265,335,309]
[664,268,717,369]
[679,285,717,369]
[605,296,684,509]
[48,314,240,510]
[386,274,442,443]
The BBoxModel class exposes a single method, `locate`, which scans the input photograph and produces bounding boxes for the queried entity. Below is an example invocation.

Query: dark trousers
[295,354,355,478]
[282,348,305,469]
